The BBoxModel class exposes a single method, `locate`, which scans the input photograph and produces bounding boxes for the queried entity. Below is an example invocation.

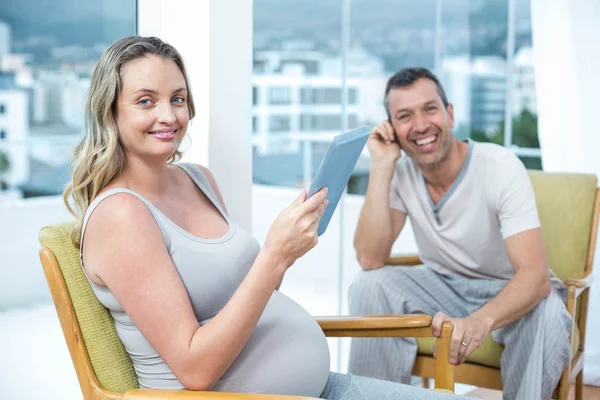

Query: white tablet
[308,126,371,236]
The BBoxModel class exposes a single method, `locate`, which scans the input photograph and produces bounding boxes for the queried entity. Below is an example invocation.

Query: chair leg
[422,377,430,389]
[435,322,455,392]
[575,370,583,400]
[557,368,571,400]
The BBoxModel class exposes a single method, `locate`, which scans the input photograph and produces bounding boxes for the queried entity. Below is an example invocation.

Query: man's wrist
[369,162,396,181]
[469,311,495,331]
[370,159,396,171]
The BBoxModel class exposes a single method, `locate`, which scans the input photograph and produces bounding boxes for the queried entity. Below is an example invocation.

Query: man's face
[387,78,455,169]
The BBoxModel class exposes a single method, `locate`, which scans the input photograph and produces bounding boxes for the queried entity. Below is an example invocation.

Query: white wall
[138,0,253,231]
[0,196,73,309]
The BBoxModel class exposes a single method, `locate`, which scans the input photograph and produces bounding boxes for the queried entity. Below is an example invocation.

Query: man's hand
[432,312,493,365]
[367,120,401,166]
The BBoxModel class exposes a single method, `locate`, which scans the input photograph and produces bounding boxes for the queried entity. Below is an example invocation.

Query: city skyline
[0,0,539,200]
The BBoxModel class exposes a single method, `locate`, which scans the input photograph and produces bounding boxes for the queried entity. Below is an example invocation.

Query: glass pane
[347,0,438,196]
[512,0,541,169]
[252,0,343,189]
[439,0,508,146]
[0,0,136,200]
[518,155,542,170]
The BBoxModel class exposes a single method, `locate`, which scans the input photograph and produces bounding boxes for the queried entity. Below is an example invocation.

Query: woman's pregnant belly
[212,290,331,397]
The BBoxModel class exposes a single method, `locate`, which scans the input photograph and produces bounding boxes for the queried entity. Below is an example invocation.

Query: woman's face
[115,55,190,162]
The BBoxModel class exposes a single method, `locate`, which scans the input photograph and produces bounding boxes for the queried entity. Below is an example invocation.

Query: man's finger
[431,312,448,337]
[458,338,478,365]
[449,326,464,365]
[370,128,387,142]
[457,336,470,364]
[383,120,395,141]
[371,122,395,142]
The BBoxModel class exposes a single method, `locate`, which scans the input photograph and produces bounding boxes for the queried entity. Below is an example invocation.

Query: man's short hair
[384,67,449,119]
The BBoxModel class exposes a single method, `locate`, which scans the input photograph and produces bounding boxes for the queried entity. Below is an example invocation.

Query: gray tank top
[80,163,330,396]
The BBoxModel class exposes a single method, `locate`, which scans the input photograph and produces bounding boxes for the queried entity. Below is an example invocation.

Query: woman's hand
[262,188,329,270]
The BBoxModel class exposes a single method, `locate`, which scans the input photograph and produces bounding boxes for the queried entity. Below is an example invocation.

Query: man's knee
[514,292,573,362]
[539,292,572,331]
[498,291,572,353]
[539,292,572,348]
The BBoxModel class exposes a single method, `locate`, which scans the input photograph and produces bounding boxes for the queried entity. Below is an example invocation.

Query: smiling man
[349,67,572,400]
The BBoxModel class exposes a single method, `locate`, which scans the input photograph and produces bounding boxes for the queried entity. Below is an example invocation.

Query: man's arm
[432,227,551,365]
[354,162,407,270]
[354,122,407,271]
[473,227,551,328]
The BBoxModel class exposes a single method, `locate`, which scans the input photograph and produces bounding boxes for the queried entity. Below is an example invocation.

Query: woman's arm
[83,188,327,390]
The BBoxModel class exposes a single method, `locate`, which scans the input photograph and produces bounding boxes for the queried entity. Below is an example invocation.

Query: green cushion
[417,324,579,368]
[528,171,598,280]
[39,222,139,394]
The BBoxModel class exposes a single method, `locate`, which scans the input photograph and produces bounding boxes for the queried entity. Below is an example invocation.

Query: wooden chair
[39,223,457,400]
[387,171,599,400]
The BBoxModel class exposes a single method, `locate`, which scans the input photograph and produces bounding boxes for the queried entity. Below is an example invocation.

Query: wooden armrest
[316,314,445,338]
[386,254,422,266]
[565,273,594,298]
[124,389,318,400]
[316,314,432,330]
[564,274,594,289]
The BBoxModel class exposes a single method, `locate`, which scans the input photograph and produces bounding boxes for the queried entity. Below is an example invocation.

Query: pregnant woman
[64,35,467,400]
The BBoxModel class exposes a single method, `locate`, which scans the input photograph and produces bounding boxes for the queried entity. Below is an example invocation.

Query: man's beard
[403,132,452,170]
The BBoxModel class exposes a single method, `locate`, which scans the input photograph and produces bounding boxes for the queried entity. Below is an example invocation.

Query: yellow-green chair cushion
[417,324,580,368]
[528,171,598,281]
[39,222,139,393]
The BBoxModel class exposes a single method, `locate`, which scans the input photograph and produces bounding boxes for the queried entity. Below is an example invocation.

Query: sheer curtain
[531,0,600,385]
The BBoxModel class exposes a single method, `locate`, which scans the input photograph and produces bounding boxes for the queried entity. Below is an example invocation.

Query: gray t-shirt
[80,163,330,396]
[389,140,540,280]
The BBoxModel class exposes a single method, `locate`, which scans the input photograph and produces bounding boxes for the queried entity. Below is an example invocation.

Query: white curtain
[531,0,600,385]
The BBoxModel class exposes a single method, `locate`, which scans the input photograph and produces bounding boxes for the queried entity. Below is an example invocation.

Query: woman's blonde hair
[64,36,196,246]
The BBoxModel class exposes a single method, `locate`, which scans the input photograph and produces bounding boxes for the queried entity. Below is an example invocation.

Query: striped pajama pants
[348,265,572,400]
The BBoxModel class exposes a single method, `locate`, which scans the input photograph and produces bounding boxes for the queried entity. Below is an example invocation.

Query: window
[0,0,136,198]
[348,88,358,105]
[300,114,358,132]
[268,86,292,105]
[252,116,258,133]
[269,115,291,133]
[300,87,344,105]
[0,130,5,140]
[252,86,259,106]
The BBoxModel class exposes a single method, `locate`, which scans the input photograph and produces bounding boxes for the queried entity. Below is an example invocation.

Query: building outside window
[0,0,136,199]
[269,115,291,132]
[268,86,292,105]
[254,0,540,192]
